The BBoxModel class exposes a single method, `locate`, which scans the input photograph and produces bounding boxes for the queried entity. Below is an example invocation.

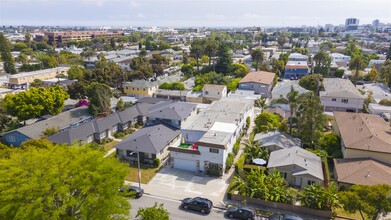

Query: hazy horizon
[1,0,391,27]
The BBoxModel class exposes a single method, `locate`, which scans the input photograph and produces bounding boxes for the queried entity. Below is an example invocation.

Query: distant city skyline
[1,0,391,27]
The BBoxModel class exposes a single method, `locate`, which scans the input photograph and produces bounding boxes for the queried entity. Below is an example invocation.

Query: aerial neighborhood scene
[1,0,391,219]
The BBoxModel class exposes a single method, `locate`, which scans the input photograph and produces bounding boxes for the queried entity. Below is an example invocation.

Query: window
[132,87,134,90]
[205,91,209,95]
[137,88,139,91]
[332,98,336,101]
[8,135,16,143]
[341,99,349,103]
[209,148,219,154]
[217,92,220,95]
[143,88,146,91]
[307,180,315,185]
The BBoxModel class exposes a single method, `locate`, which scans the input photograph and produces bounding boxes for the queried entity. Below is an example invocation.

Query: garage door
[173,158,196,172]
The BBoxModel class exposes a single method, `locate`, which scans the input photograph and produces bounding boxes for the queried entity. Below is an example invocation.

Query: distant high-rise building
[345,18,359,31]
[372,19,380,27]
[325,24,335,32]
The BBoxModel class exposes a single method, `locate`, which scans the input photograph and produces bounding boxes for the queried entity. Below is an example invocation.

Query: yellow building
[123,80,158,97]
[8,67,70,85]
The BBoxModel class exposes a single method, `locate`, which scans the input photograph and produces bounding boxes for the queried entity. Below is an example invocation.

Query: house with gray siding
[1,106,93,146]
[238,71,276,98]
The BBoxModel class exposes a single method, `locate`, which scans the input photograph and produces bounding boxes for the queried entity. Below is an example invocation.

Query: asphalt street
[128,194,230,220]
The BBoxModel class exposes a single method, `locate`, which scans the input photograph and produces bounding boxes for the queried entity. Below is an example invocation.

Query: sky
[1,0,391,27]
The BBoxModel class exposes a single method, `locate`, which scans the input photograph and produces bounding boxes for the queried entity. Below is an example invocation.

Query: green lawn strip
[124,164,160,184]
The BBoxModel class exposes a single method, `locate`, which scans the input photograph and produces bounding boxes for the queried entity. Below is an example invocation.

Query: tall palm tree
[287,86,299,135]
[350,55,364,86]
[244,140,269,163]
[251,49,264,71]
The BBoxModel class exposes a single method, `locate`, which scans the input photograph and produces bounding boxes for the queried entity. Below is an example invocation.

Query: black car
[268,213,303,220]
[119,186,144,198]
[226,206,255,220]
[181,197,213,214]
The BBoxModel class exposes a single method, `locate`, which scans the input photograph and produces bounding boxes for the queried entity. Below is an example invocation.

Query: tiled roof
[239,71,276,85]
[334,158,391,185]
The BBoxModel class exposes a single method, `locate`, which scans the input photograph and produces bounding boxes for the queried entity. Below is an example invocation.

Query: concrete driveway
[142,167,230,206]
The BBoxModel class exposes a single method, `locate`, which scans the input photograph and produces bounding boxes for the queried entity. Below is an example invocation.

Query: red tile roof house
[238,71,276,98]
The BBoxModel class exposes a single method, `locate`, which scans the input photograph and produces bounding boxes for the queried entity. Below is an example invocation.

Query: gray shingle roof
[254,131,301,151]
[320,78,364,99]
[4,106,92,139]
[115,124,181,154]
[48,121,96,145]
[93,113,121,133]
[267,147,324,181]
[147,102,196,121]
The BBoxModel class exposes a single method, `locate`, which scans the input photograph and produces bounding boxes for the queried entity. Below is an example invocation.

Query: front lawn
[102,140,119,152]
[124,164,160,184]
[335,207,367,219]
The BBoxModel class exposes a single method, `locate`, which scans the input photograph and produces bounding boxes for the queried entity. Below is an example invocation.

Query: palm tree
[350,55,364,86]
[229,175,249,196]
[251,49,264,71]
[287,86,299,135]
[254,97,267,110]
[244,140,269,163]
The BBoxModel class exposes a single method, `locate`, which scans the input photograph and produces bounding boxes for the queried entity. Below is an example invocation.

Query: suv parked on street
[181,197,213,214]
[226,206,255,220]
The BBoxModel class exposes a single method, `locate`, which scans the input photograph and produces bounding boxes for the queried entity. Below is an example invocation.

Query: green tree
[87,82,113,117]
[313,50,331,76]
[15,53,28,64]
[116,98,126,111]
[3,85,69,121]
[0,144,130,219]
[350,55,365,86]
[339,184,391,220]
[298,183,339,211]
[277,34,286,48]
[67,65,84,80]
[287,86,299,135]
[136,203,169,220]
[227,78,242,92]
[380,60,391,87]
[365,65,379,82]
[181,64,194,76]
[386,42,391,60]
[254,112,285,133]
[244,139,269,163]
[298,74,323,94]
[205,39,218,68]
[296,92,325,147]
[0,33,17,74]
[251,49,264,71]
[190,40,204,75]
[231,63,250,78]
[215,42,233,74]
[12,42,28,51]
[318,133,341,158]
[67,81,88,99]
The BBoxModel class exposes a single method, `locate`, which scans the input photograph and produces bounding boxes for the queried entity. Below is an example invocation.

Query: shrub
[379,99,391,106]
[42,127,59,137]
[234,154,246,175]
[233,140,240,155]
[225,153,234,172]
[246,116,251,130]
[243,164,266,173]
[153,158,161,167]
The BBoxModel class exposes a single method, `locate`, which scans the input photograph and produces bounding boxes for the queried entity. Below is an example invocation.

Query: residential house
[333,112,391,164]
[271,81,309,101]
[320,78,364,112]
[267,147,324,188]
[238,71,276,98]
[172,98,254,174]
[284,62,309,79]
[227,89,262,101]
[202,84,227,103]
[8,67,70,86]
[123,80,158,97]
[333,158,391,189]
[48,105,140,145]
[153,89,188,101]
[254,131,301,152]
[330,53,351,67]
[2,106,93,146]
[146,101,198,128]
[186,91,203,103]
[265,106,291,120]
[116,123,181,165]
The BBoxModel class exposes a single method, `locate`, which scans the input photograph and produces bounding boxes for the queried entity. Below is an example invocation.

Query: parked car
[181,197,213,214]
[226,206,255,220]
[268,213,303,220]
[119,186,144,198]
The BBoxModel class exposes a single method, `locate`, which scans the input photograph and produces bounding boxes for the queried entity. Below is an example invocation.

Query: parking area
[141,167,230,206]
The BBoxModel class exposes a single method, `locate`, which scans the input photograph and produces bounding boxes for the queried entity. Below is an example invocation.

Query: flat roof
[9,67,70,79]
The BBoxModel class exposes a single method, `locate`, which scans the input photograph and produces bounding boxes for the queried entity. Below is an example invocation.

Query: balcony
[168,143,201,155]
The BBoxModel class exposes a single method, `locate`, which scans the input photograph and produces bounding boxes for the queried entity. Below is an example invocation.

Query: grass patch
[178,144,191,149]
[124,164,160,184]
[335,207,367,219]
[102,140,119,152]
